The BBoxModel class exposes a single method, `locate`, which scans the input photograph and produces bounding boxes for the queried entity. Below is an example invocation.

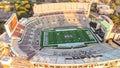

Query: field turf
[41,28,97,47]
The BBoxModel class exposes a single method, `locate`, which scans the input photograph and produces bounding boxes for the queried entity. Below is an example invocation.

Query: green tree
[14,3,19,10]
[111,16,119,24]
[71,0,78,2]
[18,6,29,11]
[104,0,110,4]
[25,4,31,9]
[110,13,120,32]
[115,0,120,5]
[0,22,5,34]
[18,11,26,16]
[0,2,5,9]
[90,3,97,12]
[8,0,16,3]
[0,2,2,6]
[110,13,120,28]
[110,2,116,10]
[14,0,33,19]
[21,1,29,5]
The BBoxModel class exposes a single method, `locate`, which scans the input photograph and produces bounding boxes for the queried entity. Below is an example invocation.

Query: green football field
[40,28,97,48]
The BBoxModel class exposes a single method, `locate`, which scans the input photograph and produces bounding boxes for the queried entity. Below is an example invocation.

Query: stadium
[1,1,120,68]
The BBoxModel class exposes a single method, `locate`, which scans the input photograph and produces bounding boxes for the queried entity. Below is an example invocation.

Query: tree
[0,42,10,57]
[25,4,31,9]
[90,3,97,12]
[0,2,5,9]
[8,0,16,3]
[0,22,5,34]
[18,11,26,16]
[14,0,33,19]
[110,13,120,29]
[110,13,120,33]
[18,6,29,11]
[14,3,19,10]
[104,0,110,4]
[111,15,119,24]
[115,0,120,5]
[21,1,29,5]
[17,11,28,19]
[89,22,97,28]
[71,0,78,2]
[0,2,2,6]
[110,2,116,10]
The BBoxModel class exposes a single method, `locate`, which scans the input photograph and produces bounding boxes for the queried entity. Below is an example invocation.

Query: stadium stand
[29,43,120,68]
[15,12,90,59]
[33,3,91,17]
[7,12,117,68]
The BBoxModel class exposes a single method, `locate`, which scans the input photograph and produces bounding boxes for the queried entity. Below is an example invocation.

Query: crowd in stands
[16,12,90,59]
[30,43,120,66]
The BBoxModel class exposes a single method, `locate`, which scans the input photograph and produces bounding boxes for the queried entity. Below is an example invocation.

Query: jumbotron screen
[8,16,18,32]
[4,13,18,37]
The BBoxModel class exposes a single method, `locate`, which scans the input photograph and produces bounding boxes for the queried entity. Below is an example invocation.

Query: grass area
[40,28,97,48]
[48,29,94,44]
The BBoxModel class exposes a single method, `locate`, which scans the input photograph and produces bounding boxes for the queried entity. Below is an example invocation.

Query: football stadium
[1,1,120,68]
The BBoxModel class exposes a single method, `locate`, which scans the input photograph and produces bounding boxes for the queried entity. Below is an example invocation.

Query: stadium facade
[0,1,120,68]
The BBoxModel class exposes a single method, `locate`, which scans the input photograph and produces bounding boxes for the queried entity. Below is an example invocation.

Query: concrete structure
[4,13,25,39]
[33,2,92,17]
[0,56,12,68]
[97,5,114,15]
[96,15,114,40]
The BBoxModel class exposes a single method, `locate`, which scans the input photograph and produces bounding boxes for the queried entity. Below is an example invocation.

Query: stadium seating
[30,43,120,66]
[31,28,41,50]
[9,3,120,67]
[33,3,90,17]
[17,12,107,61]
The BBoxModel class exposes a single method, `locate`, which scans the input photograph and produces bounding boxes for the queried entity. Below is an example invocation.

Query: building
[0,56,12,68]
[97,5,114,15]
[33,2,92,17]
